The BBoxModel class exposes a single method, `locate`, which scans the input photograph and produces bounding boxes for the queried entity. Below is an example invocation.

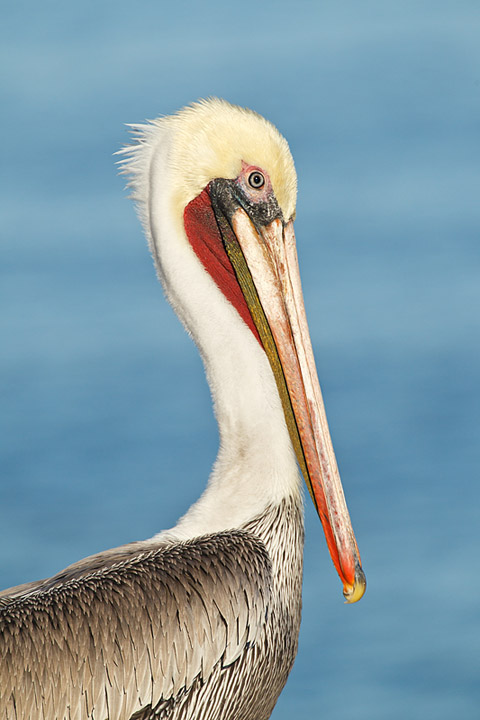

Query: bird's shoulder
[0,530,272,720]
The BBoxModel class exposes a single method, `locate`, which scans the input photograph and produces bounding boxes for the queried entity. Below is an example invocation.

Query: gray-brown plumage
[1,500,303,720]
[1,99,365,720]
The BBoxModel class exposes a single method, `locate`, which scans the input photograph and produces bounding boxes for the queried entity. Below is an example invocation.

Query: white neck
[143,131,302,541]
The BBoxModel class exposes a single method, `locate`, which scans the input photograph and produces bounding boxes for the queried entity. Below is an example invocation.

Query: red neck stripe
[184,188,262,347]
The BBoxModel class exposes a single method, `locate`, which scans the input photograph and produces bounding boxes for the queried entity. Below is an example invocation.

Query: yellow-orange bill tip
[343,566,367,604]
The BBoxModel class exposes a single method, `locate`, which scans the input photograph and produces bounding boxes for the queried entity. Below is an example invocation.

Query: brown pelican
[0,99,366,720]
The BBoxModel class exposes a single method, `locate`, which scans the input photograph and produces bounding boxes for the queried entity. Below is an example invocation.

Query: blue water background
[1,2,479,717]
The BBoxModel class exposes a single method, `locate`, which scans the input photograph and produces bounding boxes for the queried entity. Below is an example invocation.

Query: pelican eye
[248,171,265,189]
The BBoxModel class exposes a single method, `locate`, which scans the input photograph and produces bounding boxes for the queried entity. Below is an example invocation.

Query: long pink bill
[231,210,366,603]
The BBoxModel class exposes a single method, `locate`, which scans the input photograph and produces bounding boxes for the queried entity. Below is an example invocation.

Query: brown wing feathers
[0,532,272,720]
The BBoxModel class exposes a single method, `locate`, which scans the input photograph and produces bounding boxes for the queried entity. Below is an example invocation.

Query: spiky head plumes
[119,98,297,232]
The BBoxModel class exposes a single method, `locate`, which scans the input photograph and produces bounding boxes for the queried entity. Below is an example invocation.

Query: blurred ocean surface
[1,2,479,718]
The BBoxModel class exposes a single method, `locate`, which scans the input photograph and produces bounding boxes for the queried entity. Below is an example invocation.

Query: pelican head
[121,98,366,603]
